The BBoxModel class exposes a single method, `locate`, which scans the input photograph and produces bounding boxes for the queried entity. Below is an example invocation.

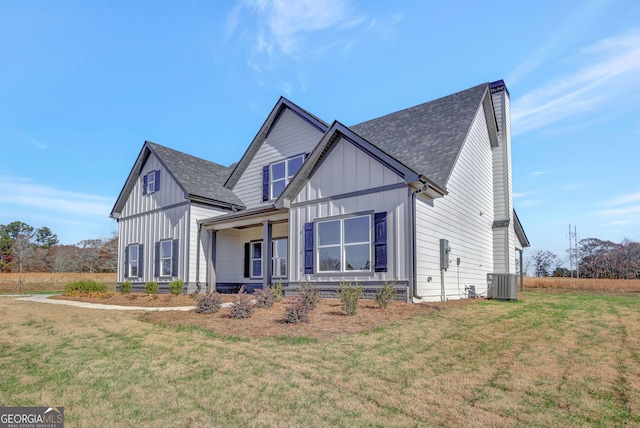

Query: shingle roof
[349,83,488,189]
[147,142,245,208]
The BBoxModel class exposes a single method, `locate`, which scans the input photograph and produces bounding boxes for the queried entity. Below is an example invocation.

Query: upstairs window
[266,154,305,200]
[143,170,161,195]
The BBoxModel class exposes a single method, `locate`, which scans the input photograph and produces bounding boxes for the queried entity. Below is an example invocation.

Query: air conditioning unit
[487,273,517,301]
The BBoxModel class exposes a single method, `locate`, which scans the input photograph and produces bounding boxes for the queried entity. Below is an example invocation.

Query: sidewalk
[12,294,209,311]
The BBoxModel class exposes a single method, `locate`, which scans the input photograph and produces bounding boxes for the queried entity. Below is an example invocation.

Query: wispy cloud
[0,175,112,218]
[603,192,640,206]
[597,205,640,217]
[512,30,640,135]
[532,170,551,176]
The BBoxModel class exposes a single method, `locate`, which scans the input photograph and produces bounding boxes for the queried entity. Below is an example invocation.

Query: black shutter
[154,242,160,277]
[142,175,148,195]
[172,239,179,276]
[124,245,130,278]
[262,165,269,201]
[138,244,144,277]
[374,212,387,272]
[304,222,314,274]
[155,170,161,192]
[243,243,250,278]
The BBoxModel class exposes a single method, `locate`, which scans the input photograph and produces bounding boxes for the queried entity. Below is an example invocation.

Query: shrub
[169,279,184,295]
[119,281,132,294]
[230,292,254,319]
[64,280,107,295]
[145,281,158,295]
[271,281,284,302]
[339,280,362,315]
[254,286,275,308]
[298,281,319,311]
[283,297,310,324]
[196,292,223,314]
[374,279,397,308]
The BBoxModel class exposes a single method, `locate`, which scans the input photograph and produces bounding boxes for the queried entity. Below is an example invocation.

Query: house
[110,80,529,301]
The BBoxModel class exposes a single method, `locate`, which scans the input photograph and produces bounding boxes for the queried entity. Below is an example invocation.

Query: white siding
[233,108,324,209]
[415,105,495,301]
[117,204,190,284]
[214,223,288,284]
[189,203,228,287]
[289,138,408,284]
[121,155,186,218]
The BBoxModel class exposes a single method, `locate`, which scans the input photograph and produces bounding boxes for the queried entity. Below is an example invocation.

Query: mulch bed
[143,298,476,340]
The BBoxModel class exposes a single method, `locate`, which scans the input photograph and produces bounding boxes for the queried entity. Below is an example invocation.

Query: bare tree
[531,250,558,277]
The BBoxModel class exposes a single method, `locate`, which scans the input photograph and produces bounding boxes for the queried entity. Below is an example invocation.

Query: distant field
[524,276,640,292]
[0,272,117,294]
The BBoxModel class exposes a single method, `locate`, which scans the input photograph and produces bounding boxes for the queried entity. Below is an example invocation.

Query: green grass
[0,290,639,427]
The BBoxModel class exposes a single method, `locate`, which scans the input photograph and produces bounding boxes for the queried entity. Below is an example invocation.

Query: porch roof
[199,205,288,230]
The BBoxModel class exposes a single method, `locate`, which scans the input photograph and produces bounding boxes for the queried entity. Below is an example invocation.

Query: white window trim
[147,171,156,194]
[160,239,172,277]
[316,214,372,274]
[269,154,305,200]
[128,244,139,278]
[249,239,288,279]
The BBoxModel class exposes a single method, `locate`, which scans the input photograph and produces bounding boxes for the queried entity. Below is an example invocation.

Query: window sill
[314,271,374,277]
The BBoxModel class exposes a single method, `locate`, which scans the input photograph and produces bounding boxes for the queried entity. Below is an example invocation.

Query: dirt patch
[143,298,477,340]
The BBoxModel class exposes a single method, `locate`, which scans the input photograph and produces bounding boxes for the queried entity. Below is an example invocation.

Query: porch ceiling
[201,207,289,231]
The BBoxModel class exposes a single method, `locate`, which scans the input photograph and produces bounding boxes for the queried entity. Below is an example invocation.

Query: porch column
[208,230,217,293]
[262,221,272,289]
[518,249,524,292]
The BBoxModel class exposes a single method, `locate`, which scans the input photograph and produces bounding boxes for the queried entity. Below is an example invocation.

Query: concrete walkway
[12,294,212,311]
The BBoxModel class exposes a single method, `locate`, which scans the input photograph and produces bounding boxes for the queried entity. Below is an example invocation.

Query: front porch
[201,207,290,294]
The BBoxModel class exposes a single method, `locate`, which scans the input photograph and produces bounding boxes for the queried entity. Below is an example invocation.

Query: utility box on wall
[439,239,451,270]
[487,273,518,301]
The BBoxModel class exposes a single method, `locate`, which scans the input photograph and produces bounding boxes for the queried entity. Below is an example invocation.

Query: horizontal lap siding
[290,138,408,284]
[215,223,288,283]
[233,108,324,209]
[189,204,228,287]
[415,106,494,301]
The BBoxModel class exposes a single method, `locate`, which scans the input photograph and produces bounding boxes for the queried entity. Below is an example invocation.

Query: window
[269,154,304,199]
[128,244,139,277]
[250,242,262,278]
[160,240,172,276]
[245,239,288,278]
[317,215,371,273]
[272,239,287,277]
[143,170,160,195]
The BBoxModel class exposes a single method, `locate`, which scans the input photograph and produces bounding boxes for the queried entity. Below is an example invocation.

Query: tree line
[527,237,640,279]
[0,221,117,273]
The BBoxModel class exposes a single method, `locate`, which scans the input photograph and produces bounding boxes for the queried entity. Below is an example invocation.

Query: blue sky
[1,0,638,263]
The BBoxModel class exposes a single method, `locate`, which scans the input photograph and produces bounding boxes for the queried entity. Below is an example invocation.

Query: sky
[1,0,639,264]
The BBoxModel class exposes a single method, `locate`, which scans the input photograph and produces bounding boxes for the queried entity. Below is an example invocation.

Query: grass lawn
[1,290,639,427]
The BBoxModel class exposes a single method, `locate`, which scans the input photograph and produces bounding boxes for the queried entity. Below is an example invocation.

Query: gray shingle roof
[349,83,488,189]
[147,142,245,208]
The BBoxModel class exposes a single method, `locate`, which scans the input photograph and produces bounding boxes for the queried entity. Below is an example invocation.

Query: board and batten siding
[117,204,189,285]
[415,105,495,301]
[289,137,408,285]
[232,108,324,209]
[120,154,186,218]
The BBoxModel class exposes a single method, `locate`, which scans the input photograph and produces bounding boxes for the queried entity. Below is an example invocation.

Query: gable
[230,106,327,209]
[292,136,406,205]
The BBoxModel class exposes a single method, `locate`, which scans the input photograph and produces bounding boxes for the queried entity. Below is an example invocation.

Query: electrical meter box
[439,239,451,270]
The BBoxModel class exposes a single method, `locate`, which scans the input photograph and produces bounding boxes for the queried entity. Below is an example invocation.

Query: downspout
[410,183,430,301]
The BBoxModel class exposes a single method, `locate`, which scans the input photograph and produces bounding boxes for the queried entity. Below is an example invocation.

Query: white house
[110,80,529,301]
